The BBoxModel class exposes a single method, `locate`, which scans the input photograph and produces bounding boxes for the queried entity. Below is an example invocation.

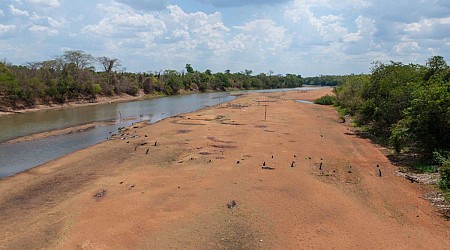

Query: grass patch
[411,162,438,173]
[335,106,348,116]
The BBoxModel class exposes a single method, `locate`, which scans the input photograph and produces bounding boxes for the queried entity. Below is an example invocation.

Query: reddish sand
[0,88,449,249]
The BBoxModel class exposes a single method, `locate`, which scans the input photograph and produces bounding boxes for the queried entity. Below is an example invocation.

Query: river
[0,92,235,178]
[0,87,325,178]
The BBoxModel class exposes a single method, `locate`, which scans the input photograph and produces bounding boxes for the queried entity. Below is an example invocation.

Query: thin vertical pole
[264,105,267,121]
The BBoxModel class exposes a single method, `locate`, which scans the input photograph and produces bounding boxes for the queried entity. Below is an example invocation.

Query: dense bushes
[334,56,450,190]
[335,56,450,154]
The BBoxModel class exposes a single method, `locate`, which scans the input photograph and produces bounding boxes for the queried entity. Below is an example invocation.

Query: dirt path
[0,88,449,249]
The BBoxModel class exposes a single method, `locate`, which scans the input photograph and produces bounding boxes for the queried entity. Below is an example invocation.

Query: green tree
[185,64,194,74]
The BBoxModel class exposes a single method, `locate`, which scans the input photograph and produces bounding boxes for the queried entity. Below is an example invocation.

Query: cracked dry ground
[0,88,449,249]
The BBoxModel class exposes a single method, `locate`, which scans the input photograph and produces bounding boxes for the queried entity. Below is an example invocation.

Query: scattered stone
[262,166,275,170]
[405,175,419,183]
[119,181,123,184]
[423,192,450,212]
[227,200,237,209]
[395,171,439,185]
[129,184,135,190]
[237,160,240,164]
[93,189,107,200]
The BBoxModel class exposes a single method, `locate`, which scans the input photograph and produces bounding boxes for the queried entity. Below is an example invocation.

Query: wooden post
[264,105,268,121]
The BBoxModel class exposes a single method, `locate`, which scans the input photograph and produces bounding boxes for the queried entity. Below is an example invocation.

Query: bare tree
[62,50,94,69]
[98,56,121,73]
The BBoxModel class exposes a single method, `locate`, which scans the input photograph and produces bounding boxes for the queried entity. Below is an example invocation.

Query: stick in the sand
[291,161,295,167]
[319,162,322,170]
[264,105,268,121]
[378,168,382,177]
[146,148,149,155]
[154,141,157,146]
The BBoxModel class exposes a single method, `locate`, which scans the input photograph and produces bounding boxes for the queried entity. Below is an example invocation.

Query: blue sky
[0,0,449,76]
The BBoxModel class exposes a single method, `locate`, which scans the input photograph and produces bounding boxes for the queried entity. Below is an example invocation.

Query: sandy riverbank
[0,88,449,249]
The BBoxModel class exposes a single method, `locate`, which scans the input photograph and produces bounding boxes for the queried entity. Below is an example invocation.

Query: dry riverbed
[0,88,449,249]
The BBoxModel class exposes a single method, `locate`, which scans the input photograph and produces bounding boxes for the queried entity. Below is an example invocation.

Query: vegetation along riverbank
[0,50,303,114]
[317,56,450,208]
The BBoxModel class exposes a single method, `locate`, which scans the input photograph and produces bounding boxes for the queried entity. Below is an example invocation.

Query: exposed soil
[0,88,449,249]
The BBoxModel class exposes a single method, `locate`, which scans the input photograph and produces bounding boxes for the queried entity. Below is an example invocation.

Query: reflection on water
[295,100,314,104]
[0,92,235,178]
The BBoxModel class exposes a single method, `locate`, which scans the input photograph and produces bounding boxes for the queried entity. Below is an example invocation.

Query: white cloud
[284,1,349,46]
[233,19,289,52]
[343,16,375,43]
[29,25,58,35]
[0,24,16,34]
[163,5,229,49]
[82,3,230,56]
[9,4,29,16]
[30,12,65,28]
[0,0,449,75]
[402,16,450,39]
[82,2,166,39]
[394,41,420,53]
[26,0,60,8]
[404,16,450,32]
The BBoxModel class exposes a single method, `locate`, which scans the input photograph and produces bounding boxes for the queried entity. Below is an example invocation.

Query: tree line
[333,56,450,190]
[0,50,303,109]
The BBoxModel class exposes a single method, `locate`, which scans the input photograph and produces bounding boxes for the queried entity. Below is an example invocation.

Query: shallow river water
[0,92,235,177]
[0,87,324,178]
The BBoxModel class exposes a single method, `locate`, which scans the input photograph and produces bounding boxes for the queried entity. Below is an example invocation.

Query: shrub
[314,94,336,105]
[439,158,450,190]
